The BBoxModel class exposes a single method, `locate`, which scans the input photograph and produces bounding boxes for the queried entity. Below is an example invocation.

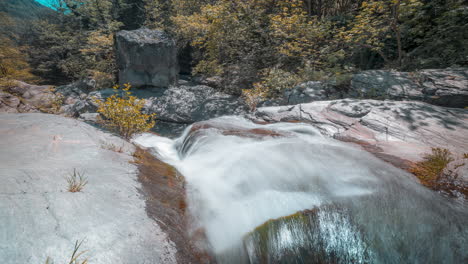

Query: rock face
[0,81,59,113]
[350,68,468,108]
[0,114,177,264]
[56,83,248,124]
[251,99,468,196]
[257,68,468,108]
[0,91,33,113]
[115,28,178,88]
[144,85,248,123]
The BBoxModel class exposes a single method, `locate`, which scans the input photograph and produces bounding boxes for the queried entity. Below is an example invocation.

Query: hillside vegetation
[1,0,467,96]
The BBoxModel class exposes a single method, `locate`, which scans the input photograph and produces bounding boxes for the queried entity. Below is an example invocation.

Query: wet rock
[0,113,177,263]
[133,147,212,264]
[115,28,178,88]
[251,99,468,196]
[244,205,371,264]
[350,68,468,108]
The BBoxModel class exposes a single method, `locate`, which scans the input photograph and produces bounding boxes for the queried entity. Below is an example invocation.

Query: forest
[1,0,467,97]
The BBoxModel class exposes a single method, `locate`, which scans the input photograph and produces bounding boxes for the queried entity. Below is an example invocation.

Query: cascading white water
[135,116,468,263]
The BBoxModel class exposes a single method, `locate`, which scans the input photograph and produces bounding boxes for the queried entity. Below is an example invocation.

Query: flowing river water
[134,116,468,264]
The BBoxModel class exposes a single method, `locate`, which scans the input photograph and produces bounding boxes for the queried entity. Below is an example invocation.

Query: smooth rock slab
[252,99,468,168]
[0,114,177,264]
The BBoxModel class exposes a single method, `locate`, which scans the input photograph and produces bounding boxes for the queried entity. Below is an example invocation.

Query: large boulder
[144,85,248,123]
[350,68,468,108]
[115,28,178,88]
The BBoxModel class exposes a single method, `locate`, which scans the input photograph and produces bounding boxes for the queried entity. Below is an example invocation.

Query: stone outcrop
[143,85,248,123]
[0,81,60,113]
[0,113,178,263]
[55,83,248,124]
[0,91,36,113]
[350,68,468,108]
[115,28,178,88]
[258,68,468,109]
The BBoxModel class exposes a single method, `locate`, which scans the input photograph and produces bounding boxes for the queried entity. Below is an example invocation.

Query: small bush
[66,169,88,193]
[97,83,156,139]
[410,148,454,184]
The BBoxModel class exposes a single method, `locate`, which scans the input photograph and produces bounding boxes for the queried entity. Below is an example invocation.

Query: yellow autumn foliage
[97,83,156,139]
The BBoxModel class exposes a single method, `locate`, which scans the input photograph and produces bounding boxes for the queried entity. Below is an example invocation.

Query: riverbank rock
[0,91,36,113]
[350,68,468,108]
[144,85,248,123]
[0,114,177,263]
[0,81,64,114]
[251,99,468,196]
[257,68,468,108]
[115,28,178,88]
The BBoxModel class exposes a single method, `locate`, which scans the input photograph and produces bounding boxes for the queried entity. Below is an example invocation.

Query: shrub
[97,83,156,139]
[66,169,88,193]
[410,148,454,184]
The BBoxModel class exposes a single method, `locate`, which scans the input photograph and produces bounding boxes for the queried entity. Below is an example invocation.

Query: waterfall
[134,116,468,264]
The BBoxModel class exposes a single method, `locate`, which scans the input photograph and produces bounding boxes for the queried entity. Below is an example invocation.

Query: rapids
[134,116,468,263]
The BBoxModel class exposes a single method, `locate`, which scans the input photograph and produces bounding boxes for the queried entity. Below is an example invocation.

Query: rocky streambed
[1,66,468,263]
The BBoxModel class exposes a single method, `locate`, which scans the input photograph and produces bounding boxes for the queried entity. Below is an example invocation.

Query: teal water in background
[35,0,57,9]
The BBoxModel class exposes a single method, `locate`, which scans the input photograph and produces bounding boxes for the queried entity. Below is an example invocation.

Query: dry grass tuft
[66,169,88,193]
[45,240,88,264]
[410,148,454,184]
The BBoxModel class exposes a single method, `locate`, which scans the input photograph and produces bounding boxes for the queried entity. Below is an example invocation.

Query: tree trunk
[392,0,403,68]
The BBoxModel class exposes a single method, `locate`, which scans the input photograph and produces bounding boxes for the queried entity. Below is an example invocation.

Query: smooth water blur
[134,116,468,263]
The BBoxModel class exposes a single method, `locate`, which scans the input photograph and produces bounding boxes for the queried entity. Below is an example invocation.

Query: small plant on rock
[410,148,454,184]
[66,169,88,193]
[45,240,88,264]
[97,83,156,139]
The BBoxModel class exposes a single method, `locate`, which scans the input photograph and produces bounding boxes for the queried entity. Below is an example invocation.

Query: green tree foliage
[3,0,467,95]
[24,0,137,84]
[0,12,36,87]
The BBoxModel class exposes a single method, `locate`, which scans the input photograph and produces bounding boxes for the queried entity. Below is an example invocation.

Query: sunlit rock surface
[351,69,468,108]
[252,99,468,164]
[0,114,177,263]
